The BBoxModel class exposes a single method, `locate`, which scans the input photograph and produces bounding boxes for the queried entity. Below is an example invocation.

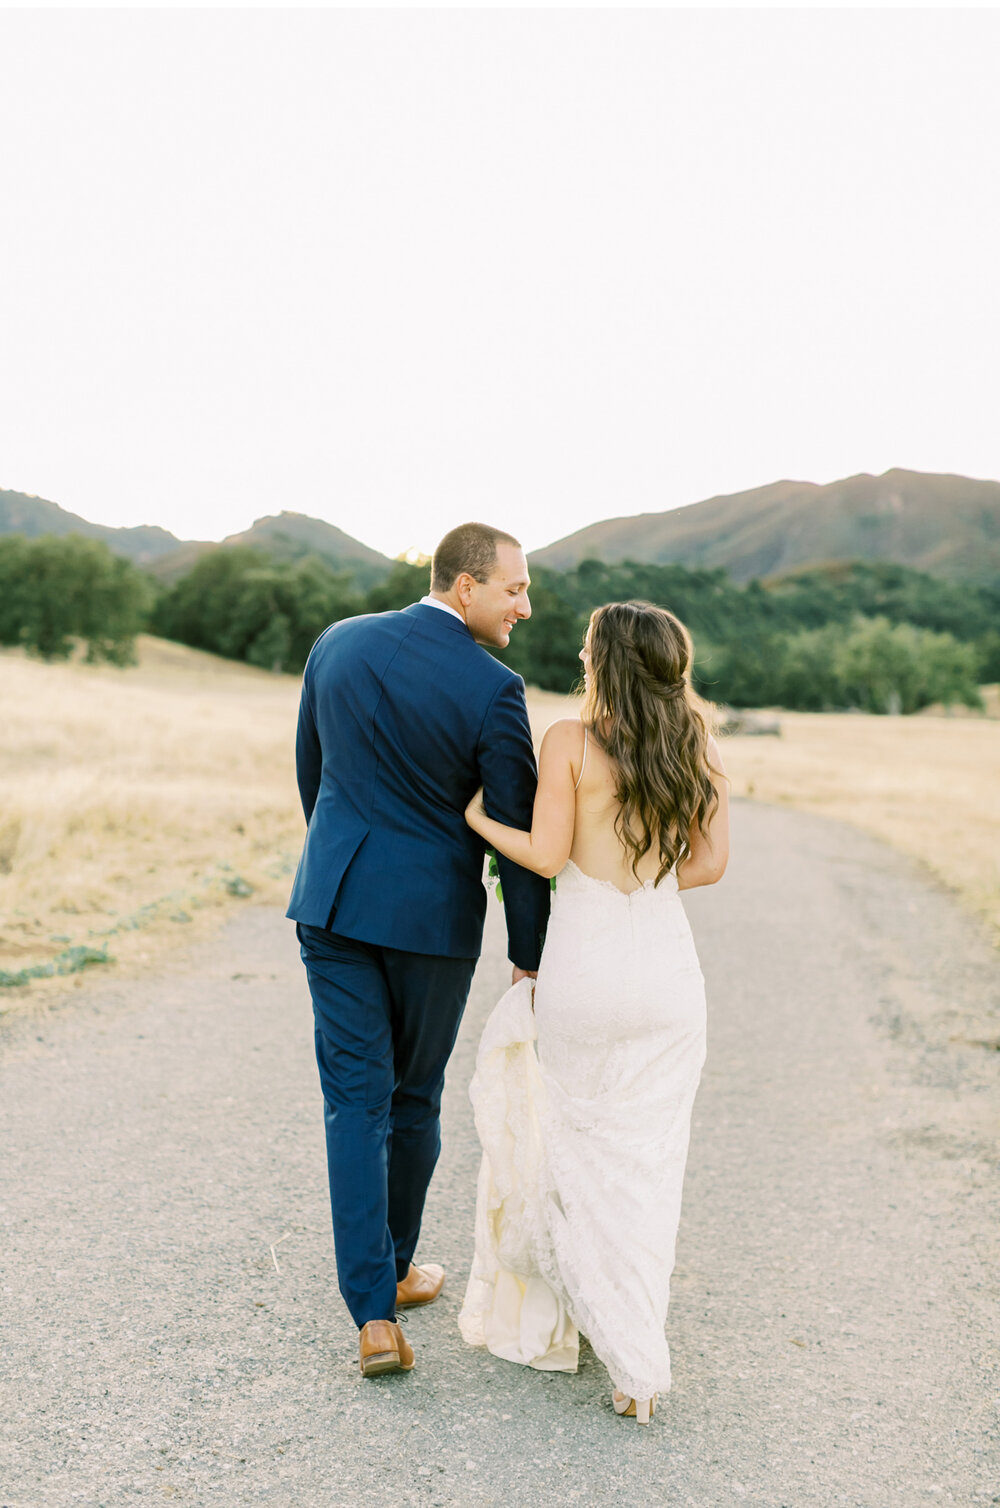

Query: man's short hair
[430,522,522,592]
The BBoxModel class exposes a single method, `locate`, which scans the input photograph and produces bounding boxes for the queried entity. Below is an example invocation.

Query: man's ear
[454,572,477,603]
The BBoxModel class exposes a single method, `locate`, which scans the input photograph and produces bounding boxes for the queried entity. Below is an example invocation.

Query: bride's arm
[466,719,580,879]
[676,736,731,890]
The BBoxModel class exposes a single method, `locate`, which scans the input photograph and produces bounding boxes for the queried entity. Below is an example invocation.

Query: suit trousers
[297,923,477,1329]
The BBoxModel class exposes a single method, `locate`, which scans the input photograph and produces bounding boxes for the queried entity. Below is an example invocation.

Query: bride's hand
[465,786,486,828]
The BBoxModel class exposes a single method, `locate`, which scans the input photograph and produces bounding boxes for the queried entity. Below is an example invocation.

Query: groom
[287,522,550,1377]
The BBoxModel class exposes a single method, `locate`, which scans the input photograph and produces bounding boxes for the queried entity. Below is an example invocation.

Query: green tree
[151,548,362,672]
[0,536,30,646]
[834,617,981,714]
[776,624,847,710]
[150,547,266,654]
[0,534,149,663]
[361,561,431,613]
[245,611,293,673]
[691,633,786,708]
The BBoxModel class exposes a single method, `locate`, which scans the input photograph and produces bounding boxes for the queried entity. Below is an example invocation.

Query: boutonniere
[487,848,504,904]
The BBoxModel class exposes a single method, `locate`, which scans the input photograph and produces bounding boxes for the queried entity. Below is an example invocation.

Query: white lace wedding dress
[458,858,707,1402]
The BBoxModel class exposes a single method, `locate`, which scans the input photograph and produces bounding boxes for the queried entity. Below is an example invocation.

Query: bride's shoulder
[541,717,586,749]
[539,717,586,770]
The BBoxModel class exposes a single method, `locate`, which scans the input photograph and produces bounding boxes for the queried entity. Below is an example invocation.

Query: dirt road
[1,802,997,1507]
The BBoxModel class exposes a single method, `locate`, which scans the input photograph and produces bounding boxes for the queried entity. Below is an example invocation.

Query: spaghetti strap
[574,725,589,791]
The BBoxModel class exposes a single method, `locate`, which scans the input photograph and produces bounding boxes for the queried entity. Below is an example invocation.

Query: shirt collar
[419,594,467,626]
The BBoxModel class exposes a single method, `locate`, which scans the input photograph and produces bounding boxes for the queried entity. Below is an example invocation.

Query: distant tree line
[497,558,995,714]
[3,531,997,714]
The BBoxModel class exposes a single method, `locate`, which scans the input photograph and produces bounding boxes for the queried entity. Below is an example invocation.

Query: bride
[459,600,729,1425]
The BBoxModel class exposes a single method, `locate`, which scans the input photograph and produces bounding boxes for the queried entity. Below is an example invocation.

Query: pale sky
[3,8,1000,560]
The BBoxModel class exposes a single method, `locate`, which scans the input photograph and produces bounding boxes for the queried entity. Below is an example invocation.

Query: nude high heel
[612,1390,657,1424]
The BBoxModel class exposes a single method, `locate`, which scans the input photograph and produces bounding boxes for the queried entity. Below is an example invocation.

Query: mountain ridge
[0,490,395,584]
[5,468,1000,585]
[0,488,188,564]
[532,469,1000,583]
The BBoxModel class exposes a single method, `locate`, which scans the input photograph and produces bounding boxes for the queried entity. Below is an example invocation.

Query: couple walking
[287,522,728,1425]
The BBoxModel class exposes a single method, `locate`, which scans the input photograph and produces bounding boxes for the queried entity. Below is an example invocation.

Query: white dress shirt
[419,594,466,625]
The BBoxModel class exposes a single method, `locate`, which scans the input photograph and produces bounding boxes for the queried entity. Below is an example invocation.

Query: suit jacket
[286,603,550,968]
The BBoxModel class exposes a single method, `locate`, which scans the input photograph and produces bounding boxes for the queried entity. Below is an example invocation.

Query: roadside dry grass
[0,637,303,1003]
[2,639,996,1010]
[717,707,1000,942]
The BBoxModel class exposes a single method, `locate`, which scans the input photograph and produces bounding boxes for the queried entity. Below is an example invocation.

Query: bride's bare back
[559,715,728,895]
[568,724,667,893]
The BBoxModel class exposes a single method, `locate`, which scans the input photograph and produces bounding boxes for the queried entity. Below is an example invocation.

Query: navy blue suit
[287,602,550,1326]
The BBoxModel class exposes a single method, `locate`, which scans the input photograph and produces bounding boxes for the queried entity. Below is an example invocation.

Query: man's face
[463,543,532,648]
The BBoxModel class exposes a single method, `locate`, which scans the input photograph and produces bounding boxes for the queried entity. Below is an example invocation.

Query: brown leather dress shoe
[358,1319,415,1377]
[395,1262,446,1308]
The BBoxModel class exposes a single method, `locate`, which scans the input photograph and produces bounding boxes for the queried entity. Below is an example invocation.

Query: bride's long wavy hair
[580,600,720,885]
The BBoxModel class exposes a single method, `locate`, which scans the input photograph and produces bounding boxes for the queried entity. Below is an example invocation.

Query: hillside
[147,512,393,586]
[0,488,184,565]
[225,511,391,584]
[533,470,1000,583]
[0,491,394,586]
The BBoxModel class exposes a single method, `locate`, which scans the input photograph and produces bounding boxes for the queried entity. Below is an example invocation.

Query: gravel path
[1,801,998,1508]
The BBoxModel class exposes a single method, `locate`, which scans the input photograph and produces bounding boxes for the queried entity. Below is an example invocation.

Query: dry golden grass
[717,707,1000,941]
[0,637,304,1001]
[2,639,996,1008]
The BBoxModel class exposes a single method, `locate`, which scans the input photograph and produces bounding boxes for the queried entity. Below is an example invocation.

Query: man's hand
[512,966,538,987]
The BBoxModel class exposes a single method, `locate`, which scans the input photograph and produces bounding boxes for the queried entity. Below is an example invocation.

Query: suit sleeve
[477,675,551,971]
[295,664,322,824]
